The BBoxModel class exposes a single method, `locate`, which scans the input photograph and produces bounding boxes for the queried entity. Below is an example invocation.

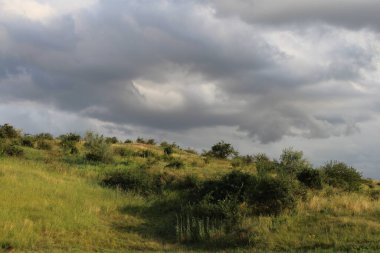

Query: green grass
[1,143,380,252]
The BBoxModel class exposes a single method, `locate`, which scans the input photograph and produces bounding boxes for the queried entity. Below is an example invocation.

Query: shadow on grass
[113,196,252,252]
[115,198,179,245]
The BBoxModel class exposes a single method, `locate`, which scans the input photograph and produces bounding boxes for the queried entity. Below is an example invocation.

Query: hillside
[1,125,380,252]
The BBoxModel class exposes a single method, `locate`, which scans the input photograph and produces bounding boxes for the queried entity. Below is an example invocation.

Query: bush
[124,139,133,143]
[21,136,34,147]
[369,190,380,201]
[102,169,160,194]
[165,158,184,169]
[135,149,155,158]
[59,133,80,155]
[248,177,296,216]
[146,139,156,145]
[2,144,24,156]
[254,153,275,176]
[35,133,54,140]
[280,148,312,176]
[206,141,238,159]
[106,137,119,144]
[113,147,132,157]
[84,132,113,163]
[0,123,20,139]
[36,140,52,150]
[297,168,323,189]
[163,145,174,156]
[321,161,362,191]
[192,171,257,204]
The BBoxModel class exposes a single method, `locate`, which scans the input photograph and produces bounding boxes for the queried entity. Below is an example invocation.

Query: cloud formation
[1,0,380,175]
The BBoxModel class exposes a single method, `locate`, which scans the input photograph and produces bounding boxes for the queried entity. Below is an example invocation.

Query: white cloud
[0,0,55,23]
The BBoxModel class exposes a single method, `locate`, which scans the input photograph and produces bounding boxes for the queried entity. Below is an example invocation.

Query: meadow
[1,124,380,252]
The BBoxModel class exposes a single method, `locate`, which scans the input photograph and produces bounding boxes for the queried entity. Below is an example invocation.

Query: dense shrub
[163,145,174,156]
[106,137,119,144]
[297,168,323,189]
[136,137,146,144]
[165,158,184,169]
[321,161,362,191]
[124,139,133,143]
[251,153,274,176]
[20,136,34,147]
[249,177,296,216]
[0,124,20,139]
[135,149,155,158]
[35,133,54,140]
[102,169,163,194]
[113,147,132,157]
[205,141,238,159]
[194,171,256,203]
[36,140,52,150]
[280,148,312,176]
[146,139,156,145]
[59,133,80,155]
[84,132,113,163]
[3,144,24,156]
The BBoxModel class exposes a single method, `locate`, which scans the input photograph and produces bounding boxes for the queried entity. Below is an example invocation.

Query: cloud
[208,0,380,31]
[1,0,380,176]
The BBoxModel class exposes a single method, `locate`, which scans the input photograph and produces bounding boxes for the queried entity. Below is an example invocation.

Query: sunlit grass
[1,143,380,252]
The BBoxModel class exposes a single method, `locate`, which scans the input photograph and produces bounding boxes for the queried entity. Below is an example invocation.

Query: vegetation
[0,123,379,252]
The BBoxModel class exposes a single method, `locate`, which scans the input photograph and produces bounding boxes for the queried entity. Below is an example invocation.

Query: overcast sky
[1,0,380,177]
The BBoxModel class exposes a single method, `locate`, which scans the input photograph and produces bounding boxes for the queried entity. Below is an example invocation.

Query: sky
[1,0,380,177]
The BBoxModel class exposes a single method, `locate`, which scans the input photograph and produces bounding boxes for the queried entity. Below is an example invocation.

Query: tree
[280,147,311,176]
[59,133,81,155]
[84,132,113,163]
[208,141,238,159]
[321,161,362,191]
[0,123,20,139]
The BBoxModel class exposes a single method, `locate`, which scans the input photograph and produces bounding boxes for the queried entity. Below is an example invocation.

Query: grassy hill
[1,126,380,252]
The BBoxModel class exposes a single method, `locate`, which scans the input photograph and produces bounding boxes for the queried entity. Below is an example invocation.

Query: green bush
[84,132,113,163]
[20,136,34,147]
[146,139,156,145]
[59,133,80,155]
[105,137,119,144]
[248,177,296,216]
[0,123,21,139]
[36,140,52,150]
[279,148,311,176]
[369,190,380,201]
[135,149,155,158]
[297,168,323,189]
[206,141,238,159]
[35,133,54,140]
[163,145,174,156]
[113,147,132,157]
[102,169,160,194]
[2,144,24,157]
[321,161,362,191]
[165,158,184,169]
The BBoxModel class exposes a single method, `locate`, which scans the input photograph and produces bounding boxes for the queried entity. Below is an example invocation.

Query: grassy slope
[1,144,380,252]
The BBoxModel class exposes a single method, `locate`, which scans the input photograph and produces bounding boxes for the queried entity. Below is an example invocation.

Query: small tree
[59,133,81,155]
[106,137,119,144]
[208,141,238,159]
[297,168,322,189]
[280,147,311,176]
[0,124,20,139]
[321,161,362,191]
[84,132,113,163]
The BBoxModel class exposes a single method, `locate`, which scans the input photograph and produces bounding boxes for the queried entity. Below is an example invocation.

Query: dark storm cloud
[0,0,379,144]
[209,0,380,31]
